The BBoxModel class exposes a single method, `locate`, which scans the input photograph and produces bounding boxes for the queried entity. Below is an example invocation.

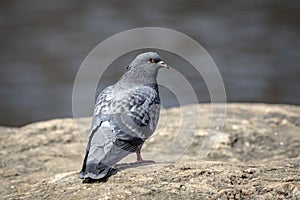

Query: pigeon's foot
[135,152,155,164]
[135,159,155,164]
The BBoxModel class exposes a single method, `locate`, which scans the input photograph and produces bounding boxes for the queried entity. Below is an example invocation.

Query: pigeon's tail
[78,138,139,180]
[78,161,112,180]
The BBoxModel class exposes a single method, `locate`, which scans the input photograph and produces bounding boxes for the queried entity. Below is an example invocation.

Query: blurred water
[0,0,299,126]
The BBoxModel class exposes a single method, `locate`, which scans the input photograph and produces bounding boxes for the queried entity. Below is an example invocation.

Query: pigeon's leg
[136,152,155,163]
[135,145,155,164]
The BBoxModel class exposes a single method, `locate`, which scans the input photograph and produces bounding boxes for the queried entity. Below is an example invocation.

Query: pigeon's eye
[147,58,153,63]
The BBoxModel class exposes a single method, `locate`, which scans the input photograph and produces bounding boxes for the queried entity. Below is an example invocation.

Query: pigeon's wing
[90,85,115,132]
[110,85,161,142]
[90,84,160,139]
[78,85,160,180]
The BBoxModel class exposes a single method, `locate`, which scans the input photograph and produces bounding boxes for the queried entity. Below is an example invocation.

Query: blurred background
[0,0,299,126]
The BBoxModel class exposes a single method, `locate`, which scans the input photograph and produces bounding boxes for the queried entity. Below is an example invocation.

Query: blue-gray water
[0,0,299,126]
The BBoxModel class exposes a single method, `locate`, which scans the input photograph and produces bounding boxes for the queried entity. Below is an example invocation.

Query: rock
[1,104,300,199]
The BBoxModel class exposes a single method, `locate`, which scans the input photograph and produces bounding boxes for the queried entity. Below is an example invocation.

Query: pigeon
[78,52,168,180]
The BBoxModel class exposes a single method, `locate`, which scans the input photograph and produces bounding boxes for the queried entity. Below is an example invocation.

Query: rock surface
[1,103,300,199]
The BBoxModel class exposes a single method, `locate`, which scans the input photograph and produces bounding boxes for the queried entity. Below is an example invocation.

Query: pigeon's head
[126,52,168,71]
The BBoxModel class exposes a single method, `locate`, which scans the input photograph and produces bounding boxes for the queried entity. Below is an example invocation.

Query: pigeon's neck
[120,68,159,88]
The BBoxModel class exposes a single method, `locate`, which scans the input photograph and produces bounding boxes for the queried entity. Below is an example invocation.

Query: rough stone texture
[1,104,300,199]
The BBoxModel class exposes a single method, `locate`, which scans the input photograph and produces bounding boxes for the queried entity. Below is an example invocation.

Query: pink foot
[135,159,155,164]
[136,152,155,164]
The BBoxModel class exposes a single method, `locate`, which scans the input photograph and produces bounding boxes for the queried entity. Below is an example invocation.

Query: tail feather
[78,162,112,180]
[78,138,137,180]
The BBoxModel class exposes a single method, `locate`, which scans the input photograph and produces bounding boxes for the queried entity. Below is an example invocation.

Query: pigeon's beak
[158,60,169,69]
